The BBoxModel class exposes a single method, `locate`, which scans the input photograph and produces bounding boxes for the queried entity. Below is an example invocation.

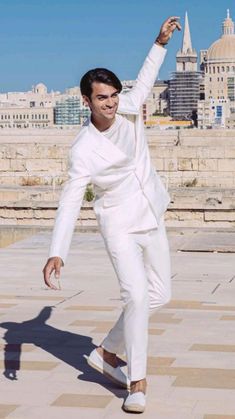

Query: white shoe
[85,348,130,390]
[123,391,146,413]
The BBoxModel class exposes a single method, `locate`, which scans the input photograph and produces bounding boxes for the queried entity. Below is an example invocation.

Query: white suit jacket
[49,44,170,263]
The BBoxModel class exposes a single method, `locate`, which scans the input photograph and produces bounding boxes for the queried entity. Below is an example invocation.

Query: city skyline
[0,0,235,93]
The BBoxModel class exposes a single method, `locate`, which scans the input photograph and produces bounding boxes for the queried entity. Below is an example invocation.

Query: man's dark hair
[80,68,122,100]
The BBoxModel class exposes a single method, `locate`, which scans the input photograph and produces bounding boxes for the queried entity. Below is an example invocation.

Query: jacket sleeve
[49,146,91,264]
[118,43,167,114]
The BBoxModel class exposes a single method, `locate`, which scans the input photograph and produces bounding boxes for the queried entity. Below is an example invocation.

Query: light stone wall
[0,128,235,228]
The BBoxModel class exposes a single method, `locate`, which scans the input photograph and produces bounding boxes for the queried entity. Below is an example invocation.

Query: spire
[222,9,234,35]
[182,11,193,53]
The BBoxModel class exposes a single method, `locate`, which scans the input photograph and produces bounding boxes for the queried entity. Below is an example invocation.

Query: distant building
[198,10,235,129]
[54,95,89,126]
[0,106,54,129]
[169,12,202,121]
[0,83,60,108]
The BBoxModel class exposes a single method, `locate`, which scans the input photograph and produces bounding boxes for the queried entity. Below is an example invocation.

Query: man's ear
[82,95,90,108]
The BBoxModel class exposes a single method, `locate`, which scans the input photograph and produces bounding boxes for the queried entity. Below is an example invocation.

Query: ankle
[96,346,118,368]
[130,378,147,394]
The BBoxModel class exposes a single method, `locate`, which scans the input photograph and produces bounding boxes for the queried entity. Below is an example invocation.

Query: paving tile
[167,300,235,311]
[70,320,114,328]
[52,394,113,408]
[0,405,19,418]
[150,312,182,323]
[220,315,235,320]
[0,344,35,352]
[0,295,64,301]
[0,360,59,370]
[149,328,165,335]
[65,305,116,311]
[190,343,235,352]
[204,416,235,419]
[146,365,235,389]
[148,357,175,367]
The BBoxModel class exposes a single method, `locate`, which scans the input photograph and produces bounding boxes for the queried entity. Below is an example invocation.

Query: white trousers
[101,218,171,381]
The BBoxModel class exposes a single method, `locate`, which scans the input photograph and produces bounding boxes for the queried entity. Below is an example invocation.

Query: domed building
[33,83,48,95]
[198,10,235,128]
[204,10,235,101]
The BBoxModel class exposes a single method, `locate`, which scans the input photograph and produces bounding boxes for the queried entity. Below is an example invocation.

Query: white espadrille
[85,348,130,390]
[123,391,146,413]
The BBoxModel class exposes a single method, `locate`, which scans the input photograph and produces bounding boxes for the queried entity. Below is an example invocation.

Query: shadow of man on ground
[0,306,127,399]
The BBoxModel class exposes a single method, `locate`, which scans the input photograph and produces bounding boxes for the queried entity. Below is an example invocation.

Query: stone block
[152,158,164,170]
[150,147,178,159]
[224,147,235,158]
[10,159,26,171]
[178,158,199,171]
[204,211,235,221]
[177,146,197,158]
[34,209,56,219]
[198,159,218,171]
[164,158,177,171]
[0,208,34,219]
[0,160,10,171]
[25,159,62,172]
[197,146,225,158]
[218,159,235,172]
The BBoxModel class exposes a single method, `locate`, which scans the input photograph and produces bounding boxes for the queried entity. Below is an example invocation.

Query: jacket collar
[87,117,133,164]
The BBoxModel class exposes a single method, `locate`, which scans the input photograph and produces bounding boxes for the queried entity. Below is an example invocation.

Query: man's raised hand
[156,16,182,46]
[43,257,63,290]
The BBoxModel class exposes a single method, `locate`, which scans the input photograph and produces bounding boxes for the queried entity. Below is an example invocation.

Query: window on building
[222,66,225,72]
[213,67,215,73]
[217,67,220,73]
[39,114,41,119]
[35,114,37,119]
[227,66,230,72]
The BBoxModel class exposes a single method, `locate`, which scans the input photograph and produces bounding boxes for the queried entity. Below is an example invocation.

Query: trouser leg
[144,219,171,311]
[101,233,149,381]
[101,219,171,381]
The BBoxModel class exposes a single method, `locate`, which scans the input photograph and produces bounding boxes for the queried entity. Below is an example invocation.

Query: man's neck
[91,115,116,132]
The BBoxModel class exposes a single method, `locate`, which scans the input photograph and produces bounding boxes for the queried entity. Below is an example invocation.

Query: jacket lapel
[88,119,132,164]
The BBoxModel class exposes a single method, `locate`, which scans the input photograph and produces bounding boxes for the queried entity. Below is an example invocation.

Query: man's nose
[106,97,115,107]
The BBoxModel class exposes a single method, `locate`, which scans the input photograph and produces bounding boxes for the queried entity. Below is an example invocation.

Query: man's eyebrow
[96,91,119,98]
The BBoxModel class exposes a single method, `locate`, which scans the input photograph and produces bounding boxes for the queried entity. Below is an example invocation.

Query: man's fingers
[43,259,61,290]
[54,263,61,279]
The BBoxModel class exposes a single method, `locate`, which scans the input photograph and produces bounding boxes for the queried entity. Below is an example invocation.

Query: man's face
[83,82,119,124]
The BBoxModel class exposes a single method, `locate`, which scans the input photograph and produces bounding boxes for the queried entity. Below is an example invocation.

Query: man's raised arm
[118,16,181,114]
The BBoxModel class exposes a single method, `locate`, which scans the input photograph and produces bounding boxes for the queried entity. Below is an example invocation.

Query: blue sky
[0,0,234,93]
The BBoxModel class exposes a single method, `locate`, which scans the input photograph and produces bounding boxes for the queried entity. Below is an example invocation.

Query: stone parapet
[0,128,235,227]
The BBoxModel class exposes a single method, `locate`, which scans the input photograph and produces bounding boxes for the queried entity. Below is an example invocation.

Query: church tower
[176,12,198,72]
[169,12,201,122]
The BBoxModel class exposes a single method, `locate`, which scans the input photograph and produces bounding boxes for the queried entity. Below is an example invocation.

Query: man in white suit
[43,16,181,413]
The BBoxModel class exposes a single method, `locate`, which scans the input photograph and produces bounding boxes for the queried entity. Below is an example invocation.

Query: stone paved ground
[0,227,235,419]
